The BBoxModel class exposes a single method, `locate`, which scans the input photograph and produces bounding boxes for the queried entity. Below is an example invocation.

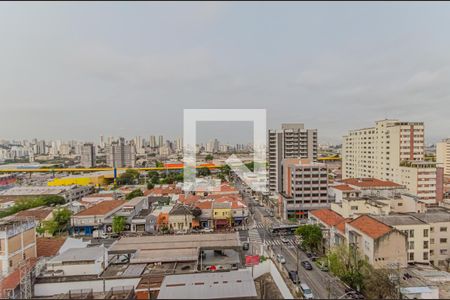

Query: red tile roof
[37,237,66,257]
[15,207,53,221]
[74,200,125,216]
[0,258,37,297]
[348,215,393,239]
[334,218,353,234]
[144,185,182,196]
[342,178,402,188]
[310,209,344,227]
[332,184,355,191]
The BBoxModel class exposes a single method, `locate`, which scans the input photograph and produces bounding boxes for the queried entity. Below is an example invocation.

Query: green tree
[205,154,214,161]
[147,182,155,190]
[112,216,126,233]
[295,224,323,252]
[197,167,211,177]
[126,188,144,200]
[41,219,59,236]
[53,208,72,229]
[117,169,140,185]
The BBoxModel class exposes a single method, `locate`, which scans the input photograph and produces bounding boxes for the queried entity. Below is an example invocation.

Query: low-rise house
[13,207,54,234]
[168,204,195,232]
[152,205,173,231]
[195,200,213,229]
[0,185,93,203]
[372,214,431,265]
[345,215,408,268]
[309,208,345,252]
[212,202,232,229]
[70,200,125,236]
[215,197,249,226]
[103,196,150,233]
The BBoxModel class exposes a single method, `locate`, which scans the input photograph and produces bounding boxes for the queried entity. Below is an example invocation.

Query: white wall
[249,260,294,299]
[34,278,140,297]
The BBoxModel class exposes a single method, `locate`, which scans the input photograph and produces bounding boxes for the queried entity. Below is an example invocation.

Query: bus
[269,224,299,236]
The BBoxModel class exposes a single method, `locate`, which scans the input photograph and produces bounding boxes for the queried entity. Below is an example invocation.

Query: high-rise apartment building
[158,135,164,147]
[105,137,136,168]
[437,138,450,177]
[280,158,329,219]
[80,143,96,168]
[268,123,318,193]
[149,135,157,148]
[342,120,437,203]
[206,139,220,153]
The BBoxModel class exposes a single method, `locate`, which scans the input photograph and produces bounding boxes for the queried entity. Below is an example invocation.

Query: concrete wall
[249,260,294,299]
[34,277,140,297]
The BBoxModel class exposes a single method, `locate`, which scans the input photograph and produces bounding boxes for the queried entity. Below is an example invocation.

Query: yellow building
[48,173,106,187]
[212,202,232,229]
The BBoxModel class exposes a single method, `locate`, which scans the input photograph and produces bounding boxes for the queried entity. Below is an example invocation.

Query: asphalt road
[238,186,347,299]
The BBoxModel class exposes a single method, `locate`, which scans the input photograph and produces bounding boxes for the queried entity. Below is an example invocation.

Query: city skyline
[1,3,450,143]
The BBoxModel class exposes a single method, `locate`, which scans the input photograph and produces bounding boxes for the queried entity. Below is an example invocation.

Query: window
[409,230,414,238]
[351,206,358,211]
[440,227,447,232]
[423,229,429,238]
[409,241,415,250]
[409,252,414,261]
[423,252,429,260]
[440,249,448,255]
[431,238,435,244]
[430,250,434,255]
[9,260,12,267]
[440,238,447,244]
[423,241,429,249]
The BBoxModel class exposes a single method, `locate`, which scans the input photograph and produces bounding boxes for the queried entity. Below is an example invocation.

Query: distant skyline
[1,3,450,144]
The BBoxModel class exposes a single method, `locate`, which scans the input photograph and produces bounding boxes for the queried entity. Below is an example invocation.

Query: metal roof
[157,270,257,299]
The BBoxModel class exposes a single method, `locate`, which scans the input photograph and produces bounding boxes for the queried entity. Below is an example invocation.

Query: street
[238,185,347,299]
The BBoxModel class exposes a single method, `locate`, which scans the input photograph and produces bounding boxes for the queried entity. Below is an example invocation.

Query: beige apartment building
[345,215,408,269]
[268,123,318,193]
[437,138,450,177]
[0,219,37,276]
[412,208,450,270]
[342,120,437,203]
[373,215,431,265]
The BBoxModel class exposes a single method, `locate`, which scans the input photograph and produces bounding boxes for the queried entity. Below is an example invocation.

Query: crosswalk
[264,238,298,247]
[248,228,263,244]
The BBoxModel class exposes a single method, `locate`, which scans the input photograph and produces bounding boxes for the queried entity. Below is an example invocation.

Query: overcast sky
[1,2,449,144]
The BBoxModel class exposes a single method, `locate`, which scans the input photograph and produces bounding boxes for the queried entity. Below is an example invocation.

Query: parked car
[301,261,313,270]
[276,254,286,264]
[201,228,214,233]
[318,262,329,272]
[300,283,314,299]
[288,270,299,283]
[243,242,250,251]
[306,252,313,258]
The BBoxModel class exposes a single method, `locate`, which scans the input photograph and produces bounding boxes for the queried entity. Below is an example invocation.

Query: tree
[41,220,59,236]
[205,154,214,161]
[117,169,140,185]
[295,224,323,252]
[147,182,155,190]
[126,188,144,200]
[53,207,72,229]
[112,216,126,233]
[197,167,211,177]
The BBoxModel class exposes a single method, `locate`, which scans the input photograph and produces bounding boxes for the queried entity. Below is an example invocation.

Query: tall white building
[158,135,164,147]
[80,143,96,168]
[342,120,437,203]
[437,138,450,177]
[268,123,318,193]
[206,139,219,153]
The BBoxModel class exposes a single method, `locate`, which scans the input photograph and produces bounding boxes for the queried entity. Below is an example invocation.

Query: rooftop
[348,215,393,239]
[15,206,53,221]
[310,208,344,227]
[157,270,257,299]
[411,207,450,223]
[372,214,427,226]
[342,178,403,189]
[37,237,67,257]
[49,246,105,263]
[74,200,125,217]
[332,184,355,191]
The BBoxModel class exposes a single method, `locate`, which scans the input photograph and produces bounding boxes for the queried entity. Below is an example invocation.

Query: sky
[1,2,450,144]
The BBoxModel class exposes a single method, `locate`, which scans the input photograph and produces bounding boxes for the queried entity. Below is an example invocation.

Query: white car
[276,254,286,264]
[201,228,214,233]
[281,236,290,243]
[300,283,314,299]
